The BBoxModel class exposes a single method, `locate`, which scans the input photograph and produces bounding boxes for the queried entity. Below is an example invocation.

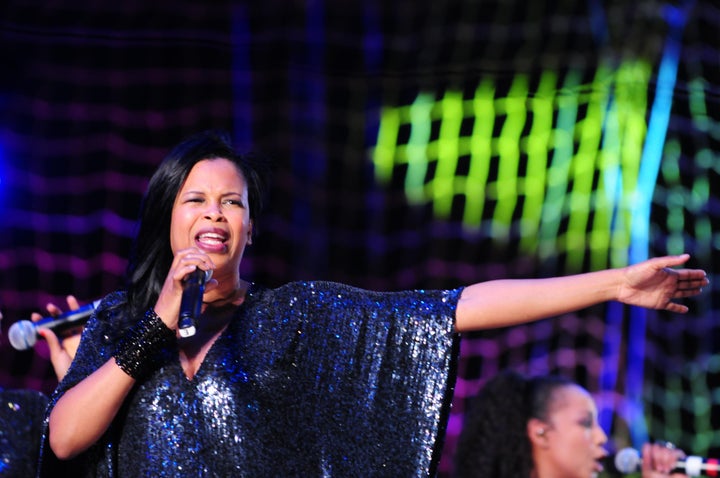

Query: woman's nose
[596,425,608,445]
[204,202,224,220]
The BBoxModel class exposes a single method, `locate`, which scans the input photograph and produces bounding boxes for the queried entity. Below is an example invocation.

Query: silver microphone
[7,300,101,351]
[614,447,719,476]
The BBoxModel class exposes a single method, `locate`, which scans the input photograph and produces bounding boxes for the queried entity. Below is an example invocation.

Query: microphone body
[613,447,720,477]
[8,300,101,351]
[178,268,211,338]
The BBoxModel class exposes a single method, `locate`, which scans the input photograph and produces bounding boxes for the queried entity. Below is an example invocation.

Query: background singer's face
[533,385,608,478]
[170,158,253,275]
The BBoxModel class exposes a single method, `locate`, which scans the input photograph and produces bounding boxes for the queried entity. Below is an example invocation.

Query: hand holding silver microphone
[612,442,700,477]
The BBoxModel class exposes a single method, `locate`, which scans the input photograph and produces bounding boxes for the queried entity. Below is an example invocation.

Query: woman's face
[531,385,608,478]
[170,158,252,279]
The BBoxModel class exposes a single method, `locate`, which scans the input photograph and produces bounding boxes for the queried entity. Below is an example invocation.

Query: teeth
[198,233,225,244]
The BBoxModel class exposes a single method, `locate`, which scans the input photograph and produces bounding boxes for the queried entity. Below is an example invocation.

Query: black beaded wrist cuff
[114,308,175,379]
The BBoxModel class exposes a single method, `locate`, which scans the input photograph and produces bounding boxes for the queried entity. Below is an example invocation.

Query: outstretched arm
[455,254,708,332]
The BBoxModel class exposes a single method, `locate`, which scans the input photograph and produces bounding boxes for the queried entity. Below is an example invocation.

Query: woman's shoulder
[244,281,365,312]
[96,290,128,308]
[258,280,463,296]
[81,290,130,338]
[255,280,462,308]
[255,280,367,299]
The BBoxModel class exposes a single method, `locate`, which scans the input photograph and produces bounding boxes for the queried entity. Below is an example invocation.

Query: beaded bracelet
[114,308,175,380]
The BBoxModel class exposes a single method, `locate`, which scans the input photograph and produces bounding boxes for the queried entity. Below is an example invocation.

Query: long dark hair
[124,130,270,317]
[453,371,575,478]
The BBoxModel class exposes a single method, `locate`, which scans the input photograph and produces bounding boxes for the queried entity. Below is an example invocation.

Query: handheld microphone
[614,447,720,476]
[7,300,101,351]
[178,268,212,338]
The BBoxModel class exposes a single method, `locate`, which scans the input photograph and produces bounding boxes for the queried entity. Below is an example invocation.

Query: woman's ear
[247,221,253,245]
[527,418,550,448]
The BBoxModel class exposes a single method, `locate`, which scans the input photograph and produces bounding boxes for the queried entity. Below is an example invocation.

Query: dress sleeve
[276,281,462,477]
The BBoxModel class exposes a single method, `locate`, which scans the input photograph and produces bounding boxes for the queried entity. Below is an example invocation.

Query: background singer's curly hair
[453,370,575,478]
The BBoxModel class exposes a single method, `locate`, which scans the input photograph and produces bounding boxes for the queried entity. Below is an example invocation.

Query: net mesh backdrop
[0,1,718,476]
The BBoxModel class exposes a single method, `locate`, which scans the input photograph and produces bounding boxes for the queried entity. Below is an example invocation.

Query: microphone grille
[614,447,641,473]
[7,320,37,351]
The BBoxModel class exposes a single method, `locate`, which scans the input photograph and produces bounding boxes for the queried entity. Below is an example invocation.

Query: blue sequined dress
[38,281,461,477]
[1,388,48,477]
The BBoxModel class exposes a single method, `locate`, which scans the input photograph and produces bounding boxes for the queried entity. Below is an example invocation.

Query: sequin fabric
[1,388,48,477]
[38,281,461,477]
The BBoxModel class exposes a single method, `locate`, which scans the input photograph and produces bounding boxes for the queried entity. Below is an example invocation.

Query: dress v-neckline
[177,284,254,381]
[178,325,227,381]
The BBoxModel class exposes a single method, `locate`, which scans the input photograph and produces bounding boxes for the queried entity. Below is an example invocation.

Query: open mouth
[197,232,227,245]
[196,230,229,252]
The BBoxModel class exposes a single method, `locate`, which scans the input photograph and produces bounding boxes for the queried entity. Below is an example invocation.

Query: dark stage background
[0,1,718,476]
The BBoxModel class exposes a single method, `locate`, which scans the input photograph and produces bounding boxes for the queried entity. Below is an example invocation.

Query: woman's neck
[203,277,249,308]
